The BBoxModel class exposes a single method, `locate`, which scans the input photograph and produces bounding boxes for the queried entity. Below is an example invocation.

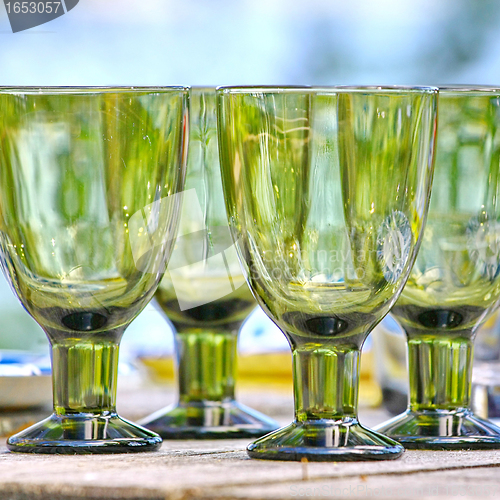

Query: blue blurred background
[1,0,500,86]
[1,0,500,359]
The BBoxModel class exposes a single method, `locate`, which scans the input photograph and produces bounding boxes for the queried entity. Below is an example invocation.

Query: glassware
[139,87,279,439]
[375,87,500,449]
[0,86,189,453]
[217,85,438,461]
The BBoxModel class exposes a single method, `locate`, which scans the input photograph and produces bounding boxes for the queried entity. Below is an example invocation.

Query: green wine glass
[140,87,279,439]
[217,85,438,461]
[0,86,188,453]
[376,86,500,449]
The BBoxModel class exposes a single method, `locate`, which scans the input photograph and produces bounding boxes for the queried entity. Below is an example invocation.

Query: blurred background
[1,0,500,417]
[0,0,500,86]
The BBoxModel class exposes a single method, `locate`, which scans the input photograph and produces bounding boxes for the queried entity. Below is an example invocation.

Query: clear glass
[376,87,500,449]
[0,86,189,453]
[217,85,438,461]
[139,87,279,439]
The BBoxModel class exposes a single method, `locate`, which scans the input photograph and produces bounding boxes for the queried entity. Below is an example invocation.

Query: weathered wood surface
[0,384,497,500]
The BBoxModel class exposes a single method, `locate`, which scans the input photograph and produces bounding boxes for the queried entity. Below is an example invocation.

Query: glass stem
[407,334,473,412]
[51,339,120,415]
[175,329,237,404]
[292,345,359,421]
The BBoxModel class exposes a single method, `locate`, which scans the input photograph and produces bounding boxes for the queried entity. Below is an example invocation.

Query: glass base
[246,418,404,461]
[375,408,500,449]
[7,412,162,454]
[139,400,279,439]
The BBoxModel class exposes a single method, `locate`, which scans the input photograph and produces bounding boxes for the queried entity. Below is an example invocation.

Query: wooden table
[0,383,498,499]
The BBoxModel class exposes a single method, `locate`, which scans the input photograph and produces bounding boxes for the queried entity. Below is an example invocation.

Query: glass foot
[139,400,279,439]
[375,409,500,449]
[246,418,404,461]
[7,412,162,454]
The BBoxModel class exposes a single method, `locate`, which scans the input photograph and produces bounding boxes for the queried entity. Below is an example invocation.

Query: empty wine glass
[216,86,438,461]
[0,86,188,453]
[376,86,500,449]
[140,87,279,438]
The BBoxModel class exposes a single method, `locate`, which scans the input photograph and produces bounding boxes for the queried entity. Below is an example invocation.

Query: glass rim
[216,85,438,95]
[438,85,500,95]
[0,86,190,95]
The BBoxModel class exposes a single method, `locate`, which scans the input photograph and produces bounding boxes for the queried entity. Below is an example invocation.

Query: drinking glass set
[0,85,499,461]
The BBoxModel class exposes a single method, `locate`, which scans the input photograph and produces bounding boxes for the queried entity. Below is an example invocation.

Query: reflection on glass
[0,86,188,453]
[139,88,279,439]
[217,86,437,461]
[376,87,500,449]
